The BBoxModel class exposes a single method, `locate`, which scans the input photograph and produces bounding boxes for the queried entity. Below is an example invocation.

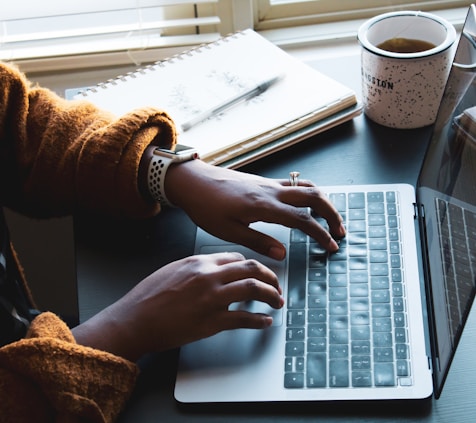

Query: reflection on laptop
[175,5,476,404]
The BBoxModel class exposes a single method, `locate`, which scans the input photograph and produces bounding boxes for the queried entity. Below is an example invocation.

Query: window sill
[261,6,468,62]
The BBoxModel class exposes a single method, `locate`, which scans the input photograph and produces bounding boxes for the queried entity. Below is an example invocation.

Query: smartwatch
[147,144,199,206]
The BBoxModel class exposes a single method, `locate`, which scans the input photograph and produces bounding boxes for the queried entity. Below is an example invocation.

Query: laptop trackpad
[198,244,286,327]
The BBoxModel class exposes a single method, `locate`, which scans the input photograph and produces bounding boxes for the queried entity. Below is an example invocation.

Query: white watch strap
[147,153,174,206]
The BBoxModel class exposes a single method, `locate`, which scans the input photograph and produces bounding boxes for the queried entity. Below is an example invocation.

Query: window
[1,0,472,71]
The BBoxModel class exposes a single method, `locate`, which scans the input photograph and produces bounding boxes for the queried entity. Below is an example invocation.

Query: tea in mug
[377,37,437,53]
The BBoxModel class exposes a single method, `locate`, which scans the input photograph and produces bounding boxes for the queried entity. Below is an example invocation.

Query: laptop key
[351,325,371,341]
[368,201,385,214]
[367,192,384,202]
[288,242,307,308]
[355,361,372,380]
[348,220,367,232]
[329,359,350,387]
[348,192,365,209]
[374,362,396,386]
[386,191,396,203]
[329,192,347,212]
[396,360,410,377]
[369,238,387,250]
[395,328,407,343]
[352,371,372,387]
[308,309,326,323]
[286,341,305,356]
[307,353,327,387]
[285,372,305,389]
[308,337,326,352]
[349,208,366,220]
[388,228,399,241]
[396,343,408,359]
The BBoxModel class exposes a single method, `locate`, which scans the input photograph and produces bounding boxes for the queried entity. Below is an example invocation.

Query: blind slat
[3,0,218,20]
[0,1,220,63]
[2,31,221,62]
[2,16,221,44]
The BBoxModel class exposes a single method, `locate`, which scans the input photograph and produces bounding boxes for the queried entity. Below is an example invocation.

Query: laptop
[174,5,476,403]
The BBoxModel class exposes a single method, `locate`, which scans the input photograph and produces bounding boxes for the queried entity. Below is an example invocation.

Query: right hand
[72,252,284,361]
[165,159,346,260]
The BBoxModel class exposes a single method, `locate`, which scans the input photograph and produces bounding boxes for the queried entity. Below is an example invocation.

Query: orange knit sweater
[0,62,177,422]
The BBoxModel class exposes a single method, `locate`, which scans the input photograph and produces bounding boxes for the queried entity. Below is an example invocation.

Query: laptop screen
[417,4,476,398]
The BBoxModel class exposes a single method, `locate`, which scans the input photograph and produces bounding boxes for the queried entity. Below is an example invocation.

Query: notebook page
[75,29,357,162]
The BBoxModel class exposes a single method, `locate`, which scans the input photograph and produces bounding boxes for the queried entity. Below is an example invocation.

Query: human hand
[72,252,283,361]
[166,159,346,260]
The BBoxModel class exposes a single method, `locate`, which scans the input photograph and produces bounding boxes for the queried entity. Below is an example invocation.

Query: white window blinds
[0,0,221,63]
[1,1,470,71]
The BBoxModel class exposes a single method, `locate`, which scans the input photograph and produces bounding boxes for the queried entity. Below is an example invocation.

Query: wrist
[72,306,143,362]
[138,146,156,202]
[164,158,208,208]
[143,145,199,207]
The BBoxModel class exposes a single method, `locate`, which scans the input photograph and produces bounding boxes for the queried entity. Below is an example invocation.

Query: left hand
[165,159,345,260]
[73,252,284,360]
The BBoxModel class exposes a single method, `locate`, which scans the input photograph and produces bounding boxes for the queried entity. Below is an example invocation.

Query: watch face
[155,144,199,161]
[174,144,196,155]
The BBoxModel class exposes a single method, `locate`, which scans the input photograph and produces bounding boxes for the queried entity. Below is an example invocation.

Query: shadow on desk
[241,116,432,188]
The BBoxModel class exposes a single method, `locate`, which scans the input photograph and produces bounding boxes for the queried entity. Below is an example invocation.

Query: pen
[181,74,283,132]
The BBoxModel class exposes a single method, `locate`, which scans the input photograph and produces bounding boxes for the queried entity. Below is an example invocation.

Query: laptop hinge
[413,202,423,220]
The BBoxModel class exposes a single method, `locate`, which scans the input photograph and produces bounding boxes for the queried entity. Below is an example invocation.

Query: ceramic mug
[358,11,457,129]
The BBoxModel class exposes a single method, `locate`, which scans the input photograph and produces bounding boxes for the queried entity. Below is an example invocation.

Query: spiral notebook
[73,29,360,168]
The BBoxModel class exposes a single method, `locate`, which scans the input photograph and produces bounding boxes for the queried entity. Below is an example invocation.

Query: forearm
[0,62,177,219]
[72,302,144,363]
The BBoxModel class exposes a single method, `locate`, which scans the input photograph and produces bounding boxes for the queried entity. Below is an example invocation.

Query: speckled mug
[358,11,457,129]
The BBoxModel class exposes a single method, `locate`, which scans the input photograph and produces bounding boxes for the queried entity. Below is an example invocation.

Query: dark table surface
[75,53,476,422]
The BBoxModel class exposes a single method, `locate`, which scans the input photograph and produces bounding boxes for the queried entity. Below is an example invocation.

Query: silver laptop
[175,5,476,403]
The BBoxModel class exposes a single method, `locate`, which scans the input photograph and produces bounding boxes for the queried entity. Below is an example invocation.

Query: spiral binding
[77,31,245,96]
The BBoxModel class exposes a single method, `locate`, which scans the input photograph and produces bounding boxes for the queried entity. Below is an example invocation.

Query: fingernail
[269,246,286,261]
[263,316,273,327]
[338,222,346,237]
[329,238,339,252]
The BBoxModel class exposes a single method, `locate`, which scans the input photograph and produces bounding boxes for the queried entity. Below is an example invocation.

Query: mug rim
[357,10,457,59]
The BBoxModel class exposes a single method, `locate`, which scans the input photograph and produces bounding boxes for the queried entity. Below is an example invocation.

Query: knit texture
[0,313,139,423]
[0,61,178,422]
[0,61,177,219]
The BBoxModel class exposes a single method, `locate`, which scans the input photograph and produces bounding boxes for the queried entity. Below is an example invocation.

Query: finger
[217,258,281,293]
[277,186,346,238]
[219,226,287,261]
[277,177,316,187]
[290,208,341,252]
[221,278,284,309]
[205,251,246,265]
[233,200,341,253]
[218,310,274,330]
[265,177,345,239]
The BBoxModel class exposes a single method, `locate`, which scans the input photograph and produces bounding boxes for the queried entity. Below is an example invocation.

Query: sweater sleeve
[0,312,139,423]
[0,61,177,219]
[0,62,176,421]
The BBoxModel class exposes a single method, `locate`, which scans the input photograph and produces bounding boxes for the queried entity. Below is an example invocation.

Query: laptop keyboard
[284,191,412,389]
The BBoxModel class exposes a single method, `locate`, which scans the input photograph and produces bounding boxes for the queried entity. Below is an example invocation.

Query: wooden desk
[75,54,476,422]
